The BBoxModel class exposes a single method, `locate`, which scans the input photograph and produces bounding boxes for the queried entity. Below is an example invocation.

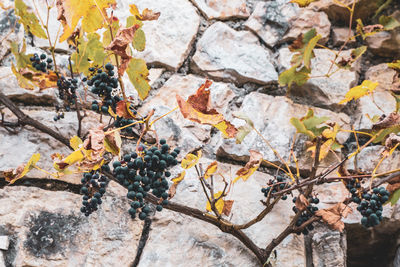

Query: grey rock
[190,0,250,20]
[244,0,299,47]
[115,0,200,71]
[0,184,142,266]
[216,92,350,170]
[279,48,359,109]
[0,236,9,251]
[192,22,278,85]
[0,9,24,61]
[332,28,355,47]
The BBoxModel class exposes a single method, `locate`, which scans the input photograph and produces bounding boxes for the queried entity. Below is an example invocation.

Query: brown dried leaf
[83,126,105,152]
[387,183,400,194]
[385,133,400,151]
[295,194,309,211]
[373,112,400,130]
[141,8,161,21]
[289,33,303,51]
[116,100,136,119]
[234,150,263,183]
[222,200,234,216]
[363,24,384,34]
[315,203,352,232]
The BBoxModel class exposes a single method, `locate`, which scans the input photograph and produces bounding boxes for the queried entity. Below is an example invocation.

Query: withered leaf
[373,112,400,130]
[295,194,309,211]
[116,100,136,119]
[315,203,352,232]
[141,8,161,21]
[168,171,186,199]
[222,200,234,216]
[233,150,263,183]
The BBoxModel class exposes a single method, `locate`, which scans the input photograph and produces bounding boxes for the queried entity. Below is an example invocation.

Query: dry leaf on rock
[373,112,400,130]
[168,171,186,199]
[295,194,309,211]
[222,200,234,216]
[234,150,263,183]
[315,203,352,232]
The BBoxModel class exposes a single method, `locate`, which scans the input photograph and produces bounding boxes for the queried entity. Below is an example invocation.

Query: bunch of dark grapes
[355,187,389,228]
[30,53,53,72]
[111,139,180,220]
[56,76,78,112]
[80,166,109,217]
[292,196,319,235]
[261,175,290,200]
[345,178,362,204]
[114,116,138,135]
[85,63,119,114]
[53,111,64,122]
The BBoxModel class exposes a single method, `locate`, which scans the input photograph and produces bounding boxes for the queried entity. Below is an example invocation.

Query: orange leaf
[234,150,263,183]
[204,161,218,179]
[116,100,136,119]
[141,8,161,21]
[222,200,234,216]
[315,203,352,232]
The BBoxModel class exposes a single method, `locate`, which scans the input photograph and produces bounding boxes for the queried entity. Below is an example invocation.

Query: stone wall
[0,0,400,266]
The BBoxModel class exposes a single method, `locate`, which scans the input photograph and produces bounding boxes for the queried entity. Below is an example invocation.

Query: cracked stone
[192,22,278,85]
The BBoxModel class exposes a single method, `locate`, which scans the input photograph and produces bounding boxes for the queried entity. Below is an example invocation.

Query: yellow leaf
[17,153,40,182]
[54,149,85,171]
[5,153,41,184]
[104,131,122,156]
[206,191,224,214]
[15,0,47,39]
[214,120,238,139]
[290,0,320,7]
[171,171,186,184]
[56,0,116,42]
[70,136,83,150]
[233,150,263,183]
[204,161,218,179]
[339,80,379,104]
[181,151,202,169]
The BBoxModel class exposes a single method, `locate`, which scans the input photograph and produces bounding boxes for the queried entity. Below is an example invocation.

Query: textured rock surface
[332,27,355,47]
[138,74,234,156]
[115,0,200,71]
[244,0,299,47]
[139,159,306,266]
[190,0,250,20]
[279,48,359,109]
[355,63,397,130]
[0,109,100,184]
[0,184,142,267]
[347,146,400,173]
[0,8,24,61]
[366,11,400,58]
[283,9,331,45]
[310,0,381,24]
[216,92,350,169]
[311,225,347,267]
[192,22,278,85]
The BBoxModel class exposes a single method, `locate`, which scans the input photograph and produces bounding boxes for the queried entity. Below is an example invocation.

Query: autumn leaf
[176,80,238,138]
[234,150,263,183]
[115,100,137,119]
[11,65,58,90]
[373,112,400,130]
[388,60,400,71]
[204,161,218,179]
[70,136,83,150]
[290,0,319,7]
[106,24,140,58]
[290,109,329,139]
[56,0,116,42]
[339,80,379,104]
[169,171,186,199]
[14,0,47,39]
[10,41,31,69]
[4,153,40,184]
[71,33,107,76]
[54,149,85,171]
[233,112,254,144]
[126,58,151,100]
[181,151,202,169]
[206,191,225,214]
[379,15,400,30]
[389,188,400,205]
[279,65,310,88]
[315,203,352,232]
[104,131,122,156]
[129,4,160,21]
[222,200,234,216]
[295,194,309,211]
[383,133,400,155]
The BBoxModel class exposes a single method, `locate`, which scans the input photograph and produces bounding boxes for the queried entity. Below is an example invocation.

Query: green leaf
[390,188,400,206]
[379,15,400,30]
[233,112,254,144]
[373,126,400,143]
[303,34,321,69]
[103,19,120,47]
[290,118,315,138]
[132,29,146,52]
[302,28,317,44]
[10,41,32,69]
[14,0,47,39]
[303,116,329,130]
[352,46,367,61]
[279,65,310,88]
[71,33,107,76]
[126,58,151,100]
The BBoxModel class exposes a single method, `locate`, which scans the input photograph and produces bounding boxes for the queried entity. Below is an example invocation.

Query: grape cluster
[114,116,138,134]
[111,139,180,220]
[53,112,64,122]
[292,196,319,235]
[80,166,109,217]
[85,63,119,113]
[355,187,389,228]
[261,175,290,200]
[56,76,78,110]
[345,179,362,204]
[30,53,53,72]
